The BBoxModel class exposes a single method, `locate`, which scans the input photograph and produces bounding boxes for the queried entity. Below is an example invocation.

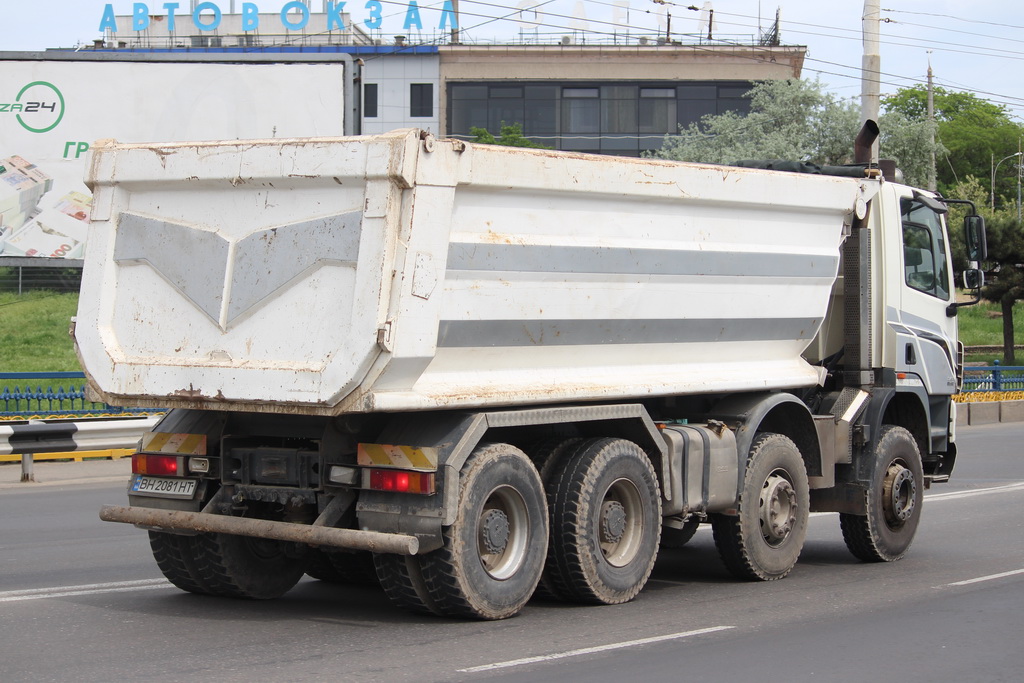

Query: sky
[2,1,1023,124]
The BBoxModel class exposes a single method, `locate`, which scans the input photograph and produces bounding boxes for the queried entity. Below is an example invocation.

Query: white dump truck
[82,126,986,619]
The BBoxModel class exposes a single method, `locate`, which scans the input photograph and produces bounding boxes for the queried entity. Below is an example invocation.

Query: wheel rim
[759,468,798,547]
[477,485,530,580]
[882,460,917,528]
[599,477,646,567]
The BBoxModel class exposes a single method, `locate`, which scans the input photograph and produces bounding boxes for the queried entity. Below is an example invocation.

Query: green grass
[957,299,1024,365]
[0,292,82,372]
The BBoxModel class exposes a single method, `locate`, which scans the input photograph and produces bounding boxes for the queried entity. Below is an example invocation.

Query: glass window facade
[410,83,433,118]
[447,80,753,156]
[363,83,378,118]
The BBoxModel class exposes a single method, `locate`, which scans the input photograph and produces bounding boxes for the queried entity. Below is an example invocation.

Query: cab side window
[901,197,950,301]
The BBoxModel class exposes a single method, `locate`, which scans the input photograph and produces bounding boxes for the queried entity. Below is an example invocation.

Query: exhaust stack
[854,120,880,165]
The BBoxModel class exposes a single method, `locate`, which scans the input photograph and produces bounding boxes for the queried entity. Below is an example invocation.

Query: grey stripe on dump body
[115,212,228,323]
[437,318,821,348]
[447,243,838,278]
[115,211,362,325]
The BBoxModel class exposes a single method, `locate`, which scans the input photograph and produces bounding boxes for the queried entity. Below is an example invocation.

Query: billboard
[0,56,349,259]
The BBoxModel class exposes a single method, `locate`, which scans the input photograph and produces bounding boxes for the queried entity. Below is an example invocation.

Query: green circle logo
[16,81,65,133]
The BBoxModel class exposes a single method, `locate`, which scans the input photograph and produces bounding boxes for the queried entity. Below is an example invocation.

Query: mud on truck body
[78,126,986,619]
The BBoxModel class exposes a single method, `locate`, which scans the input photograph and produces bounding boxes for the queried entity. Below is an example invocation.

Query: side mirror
[963,268,984,290]
[965,214,987,262]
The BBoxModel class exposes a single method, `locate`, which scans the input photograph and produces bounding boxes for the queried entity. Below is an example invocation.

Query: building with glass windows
[437,43,804,156]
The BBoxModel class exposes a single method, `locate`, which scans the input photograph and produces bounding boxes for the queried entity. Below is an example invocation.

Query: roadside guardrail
[0,416,160,482]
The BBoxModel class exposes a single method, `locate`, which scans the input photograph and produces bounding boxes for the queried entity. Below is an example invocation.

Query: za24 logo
[1,81,66,133]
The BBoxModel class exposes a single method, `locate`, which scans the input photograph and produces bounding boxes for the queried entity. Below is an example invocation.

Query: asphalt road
[1,423,1022,683]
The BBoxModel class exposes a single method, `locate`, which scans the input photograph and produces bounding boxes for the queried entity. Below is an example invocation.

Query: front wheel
[840,425,924,562]
[712,433,809,581]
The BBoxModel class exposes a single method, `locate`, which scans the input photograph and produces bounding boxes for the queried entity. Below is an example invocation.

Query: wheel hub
[479,508,511,555]
[759,473,797,546]
[600,500,627,544]
[882,463,916,524]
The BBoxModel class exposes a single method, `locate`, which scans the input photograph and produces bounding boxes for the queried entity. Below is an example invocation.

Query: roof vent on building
[92,39,105,49]
[560,36,573,45]
[638,37,648,45]
[395,35,406,46]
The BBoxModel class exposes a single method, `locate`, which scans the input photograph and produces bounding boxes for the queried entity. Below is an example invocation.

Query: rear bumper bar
[99,504,419,555]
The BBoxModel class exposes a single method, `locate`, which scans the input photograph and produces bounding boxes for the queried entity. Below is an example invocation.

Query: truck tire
[306,548,379,586]
[191,532,308,599]
[544,438,662,605]
[840,425,923,562]
[527,438,583,601]
[711,433,809,581]
[374,553,440,616]
[660,518,701,548]
[418,443,547,620]
[149,531,213,595]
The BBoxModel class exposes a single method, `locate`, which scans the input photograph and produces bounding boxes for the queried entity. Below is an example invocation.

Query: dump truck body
[78,130,874,413]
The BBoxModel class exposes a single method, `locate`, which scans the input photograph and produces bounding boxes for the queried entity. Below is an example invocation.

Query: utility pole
[927,54,936,191]
[861,0,881,164]
[451,0,460,44]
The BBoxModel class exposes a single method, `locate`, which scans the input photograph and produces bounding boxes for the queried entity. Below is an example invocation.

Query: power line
[880,7,1024,32]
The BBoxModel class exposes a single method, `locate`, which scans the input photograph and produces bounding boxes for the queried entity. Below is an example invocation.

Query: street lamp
[991,151,1022,210]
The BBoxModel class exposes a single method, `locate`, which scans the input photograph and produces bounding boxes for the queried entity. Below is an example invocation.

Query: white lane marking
[924,482,1024,501]
[801,482,1024,519]
[456,626,734,673]
[946,568,1024,587]
[0,579,172,603]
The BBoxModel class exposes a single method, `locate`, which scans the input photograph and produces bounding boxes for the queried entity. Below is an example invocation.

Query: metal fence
[0,258,83,294]
[0,372,158,419]
[961,366,1024,392]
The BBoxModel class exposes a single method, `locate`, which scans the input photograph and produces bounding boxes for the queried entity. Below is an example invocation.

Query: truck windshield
[901,197,950,301]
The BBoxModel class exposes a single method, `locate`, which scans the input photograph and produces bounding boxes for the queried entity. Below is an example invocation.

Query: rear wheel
[712,433,809,581]
[840,425,923,562]
[148,501,308,600]
[191,532,307,599]
[307,548,379,585]
[660,518,701,548]
[527,438,583,600]
[417,443,548,620]
[149,531,213,595]
[544,438,661,605]
[374,553,439,616]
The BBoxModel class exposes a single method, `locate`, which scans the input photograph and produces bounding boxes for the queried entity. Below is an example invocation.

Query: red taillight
[133,454,180,476]
[366,469,435,494]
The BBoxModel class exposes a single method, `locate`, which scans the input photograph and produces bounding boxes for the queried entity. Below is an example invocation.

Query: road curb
[956,400,1024,427]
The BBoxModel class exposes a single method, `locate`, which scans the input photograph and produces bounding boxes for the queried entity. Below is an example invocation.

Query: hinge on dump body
[377,321,394,352]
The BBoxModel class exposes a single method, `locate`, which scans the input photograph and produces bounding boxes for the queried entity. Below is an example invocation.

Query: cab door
[895,191,958,397]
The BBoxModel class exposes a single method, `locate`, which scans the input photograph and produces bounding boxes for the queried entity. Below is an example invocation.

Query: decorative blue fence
[0,372,158,418]
[961,366,1024,392]
[2,365,1018,418]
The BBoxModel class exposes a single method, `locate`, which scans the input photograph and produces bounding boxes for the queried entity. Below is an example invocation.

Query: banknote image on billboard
[1,59,348,259]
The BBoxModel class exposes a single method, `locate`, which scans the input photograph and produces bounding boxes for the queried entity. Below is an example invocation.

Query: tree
[947,175,1024,364]
[652,79,942,187]
[881,85,1024,199]
[470,122,551,149]
[980,213,1024,363]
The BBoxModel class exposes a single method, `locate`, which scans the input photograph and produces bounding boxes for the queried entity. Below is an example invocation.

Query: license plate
[131,475,197,498]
